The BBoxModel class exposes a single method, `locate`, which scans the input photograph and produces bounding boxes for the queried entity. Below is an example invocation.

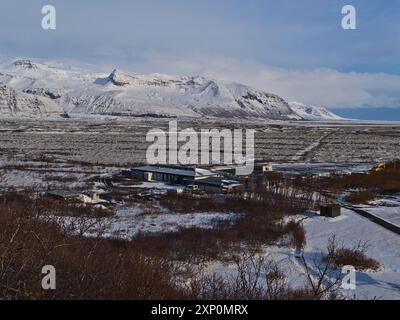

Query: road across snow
[360,195,400,228]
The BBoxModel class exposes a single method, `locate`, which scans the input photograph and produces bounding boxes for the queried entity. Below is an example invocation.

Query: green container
[320,205,341,218]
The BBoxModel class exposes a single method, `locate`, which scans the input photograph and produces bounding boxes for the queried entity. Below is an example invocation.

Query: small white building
[83,191,100,202]
[255,163,274,173]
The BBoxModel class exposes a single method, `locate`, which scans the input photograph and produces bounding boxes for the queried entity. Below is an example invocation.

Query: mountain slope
[0,83,64,117]
[289,102,343,121]
[0,59,341,121]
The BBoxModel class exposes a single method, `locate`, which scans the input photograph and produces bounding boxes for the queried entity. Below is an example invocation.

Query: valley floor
[1,118,400,300]
[0,118,399,166]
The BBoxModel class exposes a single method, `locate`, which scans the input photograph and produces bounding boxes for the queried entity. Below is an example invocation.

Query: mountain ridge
[0,59,343,121]
[0,83,64,117]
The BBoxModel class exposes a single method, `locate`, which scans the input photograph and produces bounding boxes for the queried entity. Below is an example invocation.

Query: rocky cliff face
[0,83,64,117]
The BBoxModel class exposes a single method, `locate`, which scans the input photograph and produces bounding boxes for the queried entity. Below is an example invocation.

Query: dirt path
[291,131,333,162]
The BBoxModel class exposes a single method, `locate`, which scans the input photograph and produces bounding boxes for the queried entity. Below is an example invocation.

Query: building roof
[195,177,223,187]
[195,177,243,187]
[132,165,217,178]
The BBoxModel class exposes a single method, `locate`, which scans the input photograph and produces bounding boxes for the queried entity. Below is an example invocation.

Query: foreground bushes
[0,191,184,299]
[0,189,313,299]
[1,189,375,300]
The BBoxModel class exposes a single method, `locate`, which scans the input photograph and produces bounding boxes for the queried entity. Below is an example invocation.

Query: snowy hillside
[0,83,64,118]
[289,102,343,121]
[0,59,341,121]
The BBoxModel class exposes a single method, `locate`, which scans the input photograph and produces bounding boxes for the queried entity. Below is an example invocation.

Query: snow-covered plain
[0,119,399,167]
[59,205,240,240]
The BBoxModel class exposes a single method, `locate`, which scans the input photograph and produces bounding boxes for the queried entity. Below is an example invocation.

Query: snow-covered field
[207,208,400,300]
[106,206,239,239]
[58,205,240,240]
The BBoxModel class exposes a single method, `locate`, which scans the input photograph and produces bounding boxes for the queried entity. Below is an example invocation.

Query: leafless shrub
[285,221,307,248]
[300,237,343,300]
[186,251,317,300]
[130,187,312,262]
[327,237,380,271]
[300,160,400,199]
[0,190,184,299]
[187,273,231,300]
[300,235,378,300]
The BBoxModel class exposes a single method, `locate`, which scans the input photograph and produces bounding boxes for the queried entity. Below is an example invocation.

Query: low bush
[325,237,380,271]
[331,247,380,271]
[285,221,306,248]
[345,190,378,204]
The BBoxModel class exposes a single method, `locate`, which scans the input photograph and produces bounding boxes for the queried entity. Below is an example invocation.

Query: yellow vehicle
[373,162,386,172]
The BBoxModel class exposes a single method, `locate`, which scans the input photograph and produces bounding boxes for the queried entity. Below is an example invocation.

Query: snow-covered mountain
[0,83,64,117]
[289,102,343,121]
[0,59,341,121]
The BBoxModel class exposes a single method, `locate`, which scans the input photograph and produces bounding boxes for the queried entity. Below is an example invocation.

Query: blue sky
[1,0,400,119]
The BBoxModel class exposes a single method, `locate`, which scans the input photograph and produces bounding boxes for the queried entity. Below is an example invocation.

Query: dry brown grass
[43,175,79,183]
[345,190,378,205]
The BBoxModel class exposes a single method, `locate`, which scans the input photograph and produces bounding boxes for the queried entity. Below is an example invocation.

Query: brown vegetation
[345,190,378,205]
[291,160,400,204]
[327,237,380,271]
[140,188,313,262]
[0,189,332,300]
[43,175,79,183]
[285,221,307,248]
[0,191,184,299]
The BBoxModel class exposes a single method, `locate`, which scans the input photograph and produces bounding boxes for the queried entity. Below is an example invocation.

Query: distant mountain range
[0,59,342,121]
